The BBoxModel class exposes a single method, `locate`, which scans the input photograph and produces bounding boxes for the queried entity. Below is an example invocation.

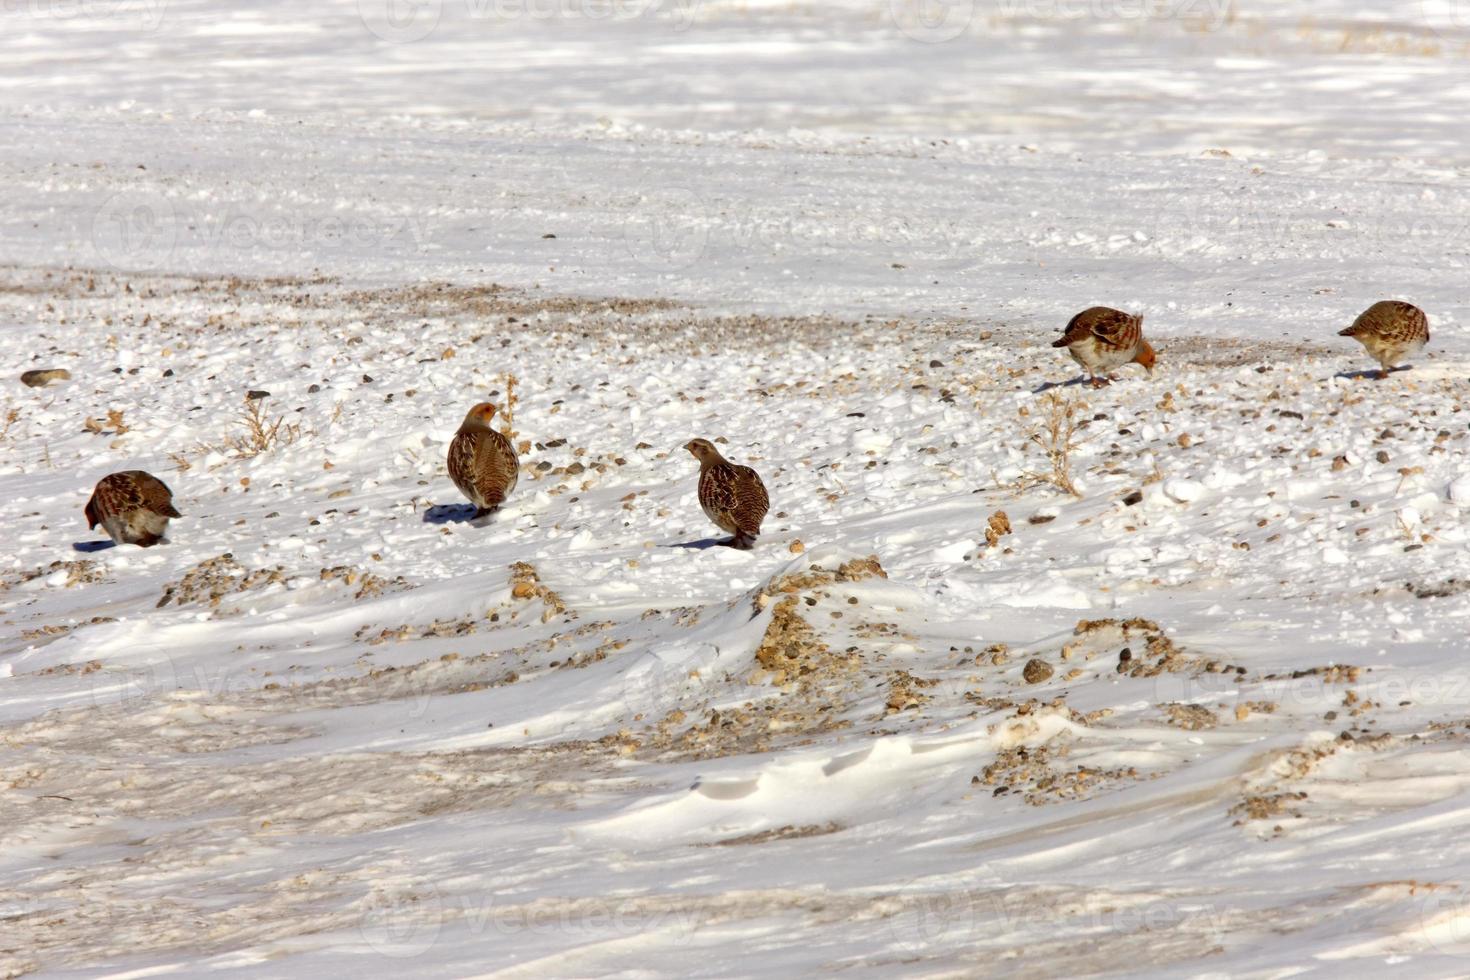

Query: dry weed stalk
[1019,392,1087,497]
[0,407,20,442]
[501,373,518,441]
[219,396,302,458]
[83,409,129,435]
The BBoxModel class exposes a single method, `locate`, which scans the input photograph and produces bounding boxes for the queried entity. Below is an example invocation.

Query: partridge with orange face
[684,438,769,550]
[84,470,181,547]
[447,402,519,519]
[1339,301,1429,379]
[1052,307,1155,387]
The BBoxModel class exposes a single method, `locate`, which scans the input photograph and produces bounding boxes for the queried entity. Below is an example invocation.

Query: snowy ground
[5,1,1470,977]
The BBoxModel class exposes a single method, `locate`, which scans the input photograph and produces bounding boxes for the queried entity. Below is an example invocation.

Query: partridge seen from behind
[1052,306,1156,387]
[685,438,769,550]
[1339,300,1429,379]
[448,402,520,519]
[84,470,181,547]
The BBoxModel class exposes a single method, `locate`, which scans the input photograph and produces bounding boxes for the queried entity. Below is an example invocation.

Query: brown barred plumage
[685,438,769,550]
[447,402,520,519]
[84,470,181,547]
[1051,306,1155,387]
[1339,301,1429,379]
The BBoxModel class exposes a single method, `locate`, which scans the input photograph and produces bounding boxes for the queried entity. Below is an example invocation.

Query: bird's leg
[727,533,755,551]
[1379,367,1392,380]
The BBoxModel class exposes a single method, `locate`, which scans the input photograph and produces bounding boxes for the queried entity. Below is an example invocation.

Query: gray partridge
[685,438,769,550]
[1052,307,1155,387]
[1339,301,1429,379]
[447,402,519,519]
[84,470,181,547]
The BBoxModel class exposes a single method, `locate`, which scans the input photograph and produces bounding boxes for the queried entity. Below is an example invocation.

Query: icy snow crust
[4,1,1470,976]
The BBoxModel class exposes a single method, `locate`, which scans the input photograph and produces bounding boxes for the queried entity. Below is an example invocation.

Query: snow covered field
[4,1,1470,976]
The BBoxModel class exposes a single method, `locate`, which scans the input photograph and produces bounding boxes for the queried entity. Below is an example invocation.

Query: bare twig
[1016,392,1087,497]
[0,407,20,443]
[206,396,302,459]
[501,373,518,441]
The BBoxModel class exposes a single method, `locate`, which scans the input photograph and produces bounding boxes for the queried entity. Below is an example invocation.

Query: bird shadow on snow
[668,537,729,551]
[72,540,115,553]
[1334,366,1406,381]
[423,504,481,525]
[1031,376,1089,394]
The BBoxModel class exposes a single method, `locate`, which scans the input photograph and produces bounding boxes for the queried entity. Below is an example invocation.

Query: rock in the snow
[21,368,70,387]
[1022,659,1053,684]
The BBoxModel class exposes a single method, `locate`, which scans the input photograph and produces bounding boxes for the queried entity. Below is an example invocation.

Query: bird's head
[461,402,500,430]
[1134,340,1157,378]
[684,438,720,464]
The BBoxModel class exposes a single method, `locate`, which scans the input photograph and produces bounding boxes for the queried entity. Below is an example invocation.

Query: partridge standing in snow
[684,438,769,550]
[447,402,519,519]
[84,470,181,547]
[1052,307,1156,387]
[1339,301,1429,380]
